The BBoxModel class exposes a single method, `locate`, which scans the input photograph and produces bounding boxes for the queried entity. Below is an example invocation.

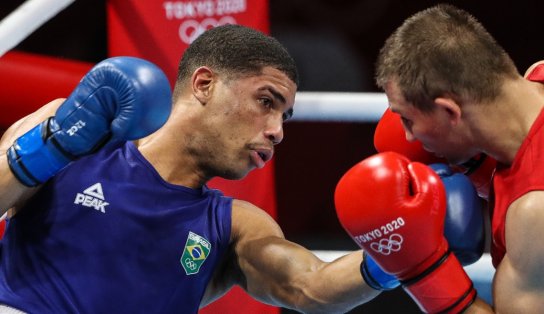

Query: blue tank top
[0,142,232,313]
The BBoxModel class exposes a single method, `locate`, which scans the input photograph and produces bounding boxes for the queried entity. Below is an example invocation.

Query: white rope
[0,0,76,58]
[291,92,388,122]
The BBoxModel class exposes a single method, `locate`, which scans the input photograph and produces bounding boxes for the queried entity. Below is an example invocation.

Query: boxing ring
[0,0,495,311]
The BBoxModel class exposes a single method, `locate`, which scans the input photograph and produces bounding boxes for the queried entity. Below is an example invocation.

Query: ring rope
[291,92,388,122]
[0,0,76,58]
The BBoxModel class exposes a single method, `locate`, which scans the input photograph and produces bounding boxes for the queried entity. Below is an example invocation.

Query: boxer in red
[337,4,544,313]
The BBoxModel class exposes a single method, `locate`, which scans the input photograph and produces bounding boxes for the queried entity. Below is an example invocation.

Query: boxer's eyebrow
[259,86,286,104]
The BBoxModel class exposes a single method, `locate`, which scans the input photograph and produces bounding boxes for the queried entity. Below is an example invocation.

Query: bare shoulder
[505,191,544,270]
[230,199,284,242]
[494,191,544,314]
[507,191,544,228]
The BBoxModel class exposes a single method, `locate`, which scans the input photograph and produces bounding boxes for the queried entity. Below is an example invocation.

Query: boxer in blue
[0,24,371,314]
[0,24,484,313]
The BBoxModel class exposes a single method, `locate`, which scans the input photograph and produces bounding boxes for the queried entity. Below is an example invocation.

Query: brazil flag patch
[181,231,211,275]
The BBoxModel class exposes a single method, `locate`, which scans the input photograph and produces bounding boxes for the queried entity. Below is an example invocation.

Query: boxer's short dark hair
[177,24,298,86]
[376,4,518,111]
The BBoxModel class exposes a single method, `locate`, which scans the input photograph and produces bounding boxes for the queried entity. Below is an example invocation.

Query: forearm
[0,128,37,213]
[231,202,380,313]
[295,251,380,313]
[0,99,62,212]
[0,153,35,214]
[238,237,379,313]
[269,250,379,313]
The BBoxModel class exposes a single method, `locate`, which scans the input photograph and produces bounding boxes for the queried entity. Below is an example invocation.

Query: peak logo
[74,183,109,213]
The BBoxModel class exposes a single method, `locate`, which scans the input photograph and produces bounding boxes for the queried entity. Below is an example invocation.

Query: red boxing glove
[525,61,544,82]
[374,108,495,200]
[335,152,476,313]
[374,108,443,164]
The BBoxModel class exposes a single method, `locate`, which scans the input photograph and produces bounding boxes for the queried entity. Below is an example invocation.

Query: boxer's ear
[191,66,215,104]
[434,97,461,126]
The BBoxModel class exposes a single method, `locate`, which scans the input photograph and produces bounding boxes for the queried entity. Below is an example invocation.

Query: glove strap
[7,118,73,187]
[401,251,477,313]
[361,252,400,291]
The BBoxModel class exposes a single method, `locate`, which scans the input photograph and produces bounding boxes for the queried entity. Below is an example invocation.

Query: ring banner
[106,1,279,313]
[107,0,269,83]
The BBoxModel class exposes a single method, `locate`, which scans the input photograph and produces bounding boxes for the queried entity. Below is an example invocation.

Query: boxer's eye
[259,97,272,108]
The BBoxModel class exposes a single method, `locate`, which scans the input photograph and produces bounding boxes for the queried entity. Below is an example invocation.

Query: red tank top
[491,107,544,267]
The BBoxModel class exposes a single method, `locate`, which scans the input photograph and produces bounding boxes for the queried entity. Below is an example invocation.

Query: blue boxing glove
[429,163,485,266]
[7,57,172,186]
[360,163,485,290]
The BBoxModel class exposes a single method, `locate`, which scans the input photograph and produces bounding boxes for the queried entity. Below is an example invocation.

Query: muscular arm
[202,199,379,313]
[461,193,544,314]
[0,99,64,214]
[493,191,544,313]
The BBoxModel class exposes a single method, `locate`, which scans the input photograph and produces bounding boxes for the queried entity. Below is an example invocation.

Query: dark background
[2,1,543,313]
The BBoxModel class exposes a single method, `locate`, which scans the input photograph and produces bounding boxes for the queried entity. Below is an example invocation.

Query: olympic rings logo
[370,234,403,255]
[184,258,197,270]
[179,16,237,44]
